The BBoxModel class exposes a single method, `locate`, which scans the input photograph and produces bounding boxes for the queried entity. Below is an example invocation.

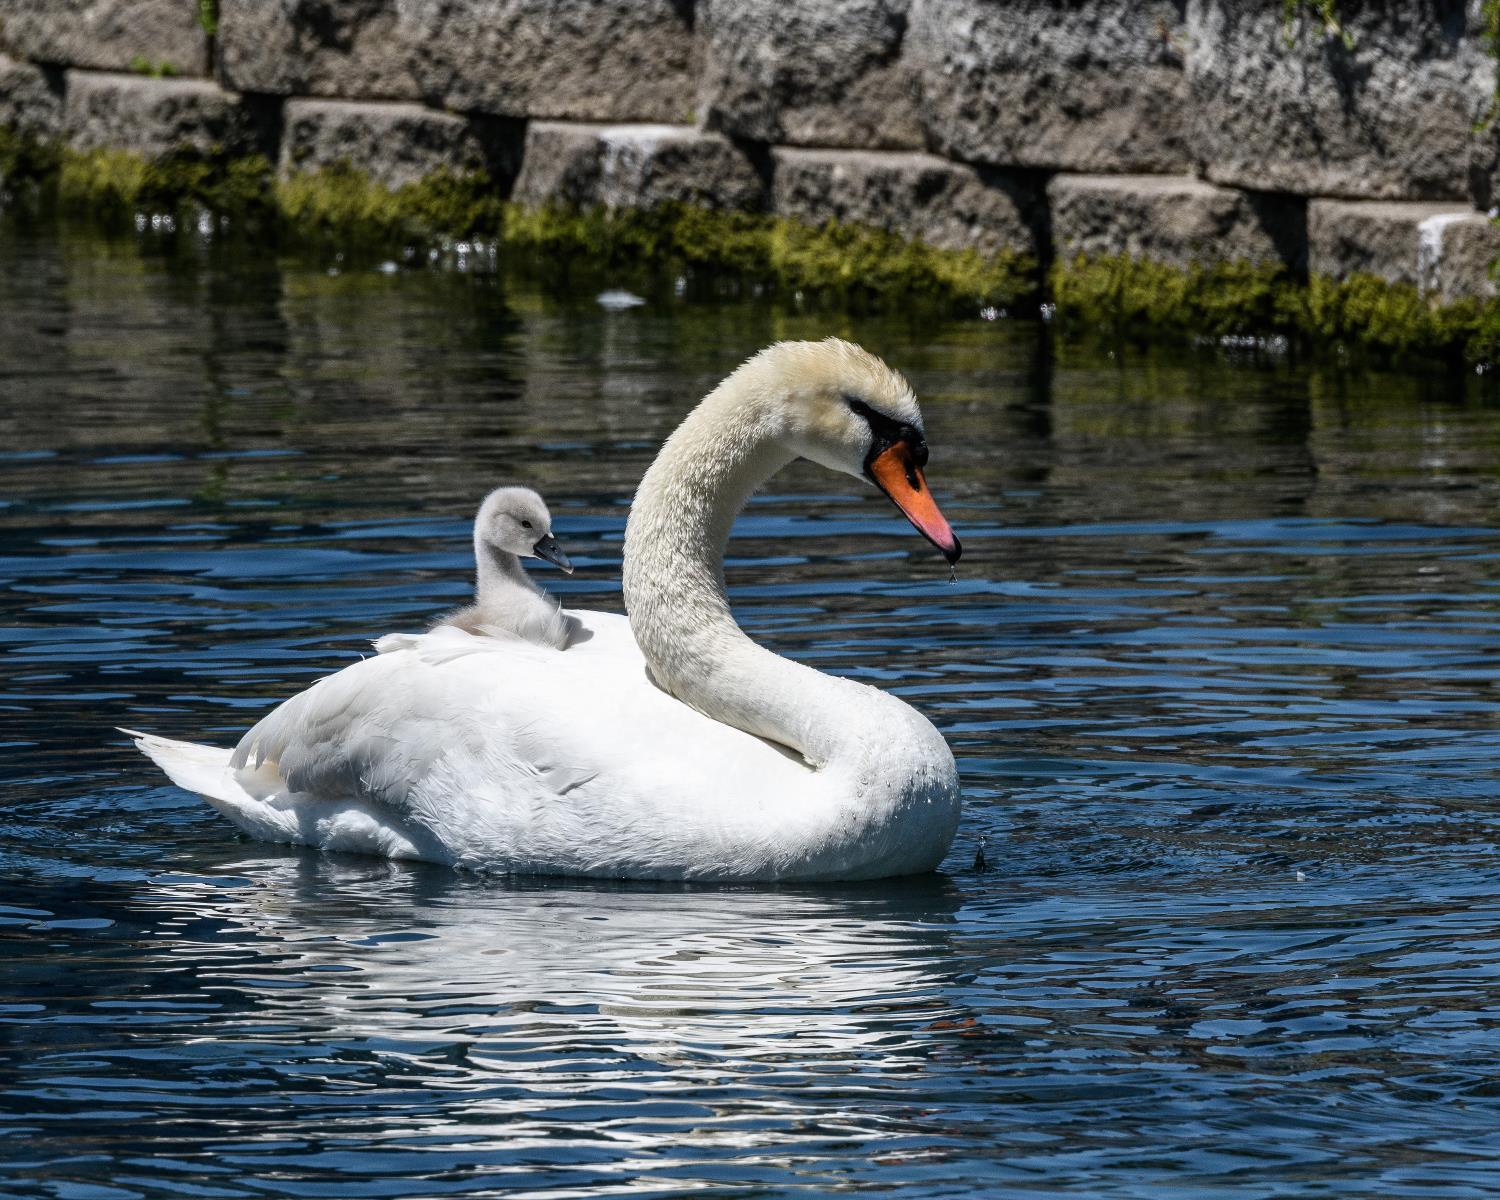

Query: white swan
[130,339,964,882]
[419,485,578,649]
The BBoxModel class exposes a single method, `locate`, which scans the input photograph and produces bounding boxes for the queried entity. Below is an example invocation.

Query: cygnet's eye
[520,519,533,530]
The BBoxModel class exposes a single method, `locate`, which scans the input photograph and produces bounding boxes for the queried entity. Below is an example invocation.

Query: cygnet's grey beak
[532,533,573,574]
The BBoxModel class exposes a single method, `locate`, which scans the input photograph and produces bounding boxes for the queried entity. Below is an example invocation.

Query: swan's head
[475,486,573,573]
[750,338,961,563]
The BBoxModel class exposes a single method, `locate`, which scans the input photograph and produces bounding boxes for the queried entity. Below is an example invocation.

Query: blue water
[4,215,1500,1197]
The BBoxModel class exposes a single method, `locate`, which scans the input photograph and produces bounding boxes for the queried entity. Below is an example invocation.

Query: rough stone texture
[219,0,699,123]
[699,0,921,151]
[280,99,521,191]
[1307,199,1476,288]
[0,0,209,76]
[63,71,270,160]
[407,1,699,122]
[217,0,419,99]
[511,122,607,208]
[1422,212,1500,301]
[771,147,1040,257]
[1049,174,1306,271]
[0,55,64,140]
[513,124,766,213]
[907,0,1192,173]
[1185,0,1491,201]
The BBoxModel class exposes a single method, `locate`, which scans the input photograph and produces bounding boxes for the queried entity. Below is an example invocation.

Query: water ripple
[3,217,1500,1197]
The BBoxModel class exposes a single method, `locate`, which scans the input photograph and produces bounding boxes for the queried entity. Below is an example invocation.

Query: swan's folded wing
[221,620,818,874]
[230,628,534,808]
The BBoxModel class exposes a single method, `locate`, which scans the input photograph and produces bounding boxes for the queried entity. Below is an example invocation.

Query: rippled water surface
[5,216,1500,1198]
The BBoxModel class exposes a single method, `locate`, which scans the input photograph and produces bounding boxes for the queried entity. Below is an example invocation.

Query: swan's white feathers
[201,614,888,878]
[131,340,963,881]
[753,337,921,431]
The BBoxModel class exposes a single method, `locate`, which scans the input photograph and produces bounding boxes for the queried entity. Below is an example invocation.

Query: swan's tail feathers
[123,729,261,823]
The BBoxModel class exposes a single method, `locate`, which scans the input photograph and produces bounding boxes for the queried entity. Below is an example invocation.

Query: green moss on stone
[1302,273,1500,363]
[503,202,1035,309]
[8,134,1498,364]
[129,56,180,78]
[502,203,769,285]
[1053,253,1500,365]
[770,219,1032,306]
[0,126,61,187]
[57,146,275,220]
[276,163,505,247]
[1050,254,1293,340]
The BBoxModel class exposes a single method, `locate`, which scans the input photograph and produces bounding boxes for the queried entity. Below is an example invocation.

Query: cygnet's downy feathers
[432,486,579,650]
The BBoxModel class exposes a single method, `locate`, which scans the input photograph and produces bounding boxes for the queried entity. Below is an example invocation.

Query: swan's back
[217,615,849,878]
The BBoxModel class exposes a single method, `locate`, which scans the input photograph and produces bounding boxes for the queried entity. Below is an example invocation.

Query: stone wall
[1,0,1497,305]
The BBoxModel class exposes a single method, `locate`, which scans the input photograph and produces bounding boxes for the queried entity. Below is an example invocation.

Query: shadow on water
[4,214,1500,1197]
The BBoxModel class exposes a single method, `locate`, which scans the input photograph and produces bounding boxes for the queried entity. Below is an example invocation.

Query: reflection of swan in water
[168,854,969,1091]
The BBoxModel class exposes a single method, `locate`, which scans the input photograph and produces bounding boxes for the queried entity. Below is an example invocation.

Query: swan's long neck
[623,382,854,764]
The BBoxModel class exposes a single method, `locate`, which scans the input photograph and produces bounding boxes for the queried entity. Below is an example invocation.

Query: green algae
[276,163,506,246]
[0,126,60,189]
[1052,253,1500,366]
[502,202,1035,309]
[129,57,180,79]
[57,145,275,223]
[7,130,1498,364]
[769,217,1031,307]
[1302,273,1500,364]
[1281,0,1354,50]
[1050,255,1293,341]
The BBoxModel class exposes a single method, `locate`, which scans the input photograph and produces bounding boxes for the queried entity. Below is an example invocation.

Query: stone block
[216,0,418,100]
[1049,174,1305,271]
[699,0,921,151]
[0,55,63,140]
[907,0,1192,173]
[511,121,607,208]
[1467,114,1500,210]
[280,99,521,191]
[1307,199,1476,287]
[406,0,699,122]
[513,124,766,213]
[1420,212,1500,301]
[1185,0,1490,201]
[218,0,698,123]
[0,0,209,76]
[771,147,1040,257]
[63,71,270,160]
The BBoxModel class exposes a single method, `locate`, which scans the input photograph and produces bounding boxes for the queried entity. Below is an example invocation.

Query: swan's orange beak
[868,441,962,564]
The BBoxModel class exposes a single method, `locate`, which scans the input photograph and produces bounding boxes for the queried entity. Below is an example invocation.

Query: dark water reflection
[4,215,1500,1197]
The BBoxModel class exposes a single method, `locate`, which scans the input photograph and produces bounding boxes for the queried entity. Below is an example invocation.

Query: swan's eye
[521,520,533,530]
[846,396,916,447]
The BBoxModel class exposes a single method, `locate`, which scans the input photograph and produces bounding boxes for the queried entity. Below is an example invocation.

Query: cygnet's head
[731,338,960,563]
[475,487,572,573]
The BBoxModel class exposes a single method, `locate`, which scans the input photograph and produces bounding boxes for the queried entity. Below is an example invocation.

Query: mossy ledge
[6,130,1498,364]
[1052,255,1500,366]
[4,133,1036,310]
[501,203,1034,308]
[276,164,1035,308]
